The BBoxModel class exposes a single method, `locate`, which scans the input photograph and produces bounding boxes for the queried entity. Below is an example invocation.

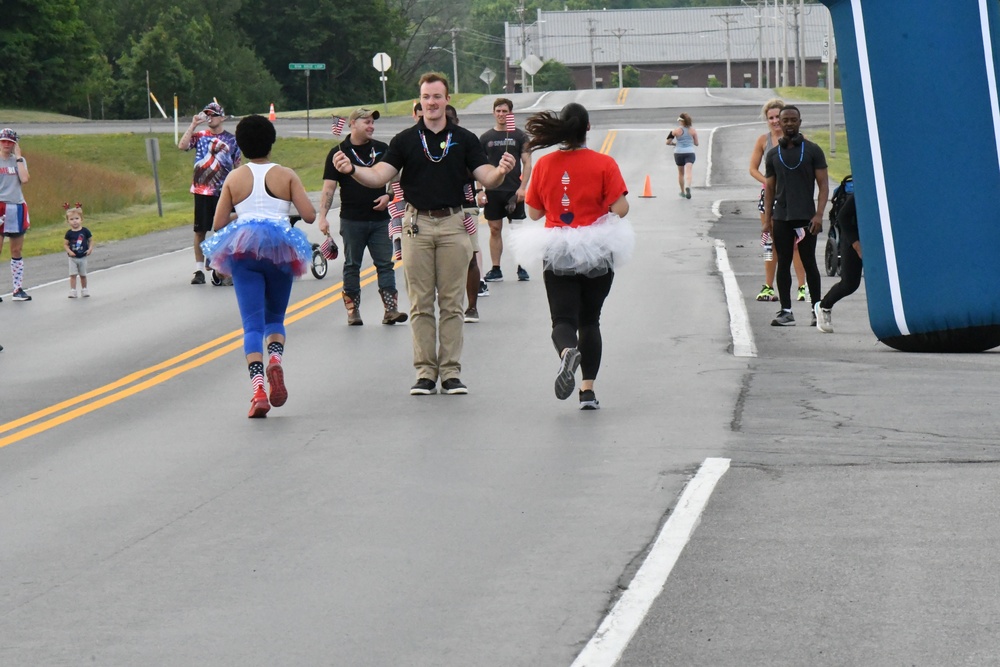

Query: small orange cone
[268,103,276,122]
[639,174,655,198]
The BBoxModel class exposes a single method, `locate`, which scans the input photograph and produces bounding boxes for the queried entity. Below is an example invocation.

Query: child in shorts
[63,203,93,297]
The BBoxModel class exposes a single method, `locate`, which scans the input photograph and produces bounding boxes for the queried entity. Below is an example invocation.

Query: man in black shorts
[178,101,241,284]
[478,98,532,282]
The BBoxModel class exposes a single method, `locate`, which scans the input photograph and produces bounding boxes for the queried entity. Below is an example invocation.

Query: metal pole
[588,18,597,89]
[450,28,460,94]
[305,70,311,140]
[828,8,837,155]
[757,1,763,88]
[800,0,806,85]
[146,70,152,134]
[782,0,789,87]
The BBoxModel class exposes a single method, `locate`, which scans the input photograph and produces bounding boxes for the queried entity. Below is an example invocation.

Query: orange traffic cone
[639,175,655,198]
[268,103,276,122]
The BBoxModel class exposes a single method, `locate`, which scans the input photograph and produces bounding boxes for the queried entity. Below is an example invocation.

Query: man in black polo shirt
[319,107,406,326]
[334,72,515,395]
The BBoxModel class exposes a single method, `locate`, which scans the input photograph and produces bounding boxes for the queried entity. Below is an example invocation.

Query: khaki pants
[401,209,473,381]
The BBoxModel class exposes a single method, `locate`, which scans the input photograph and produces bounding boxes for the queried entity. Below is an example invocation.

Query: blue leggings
[231,258,294,357]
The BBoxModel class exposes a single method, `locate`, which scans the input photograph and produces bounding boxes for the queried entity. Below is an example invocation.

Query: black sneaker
[464,307,480,323]
[555,348,581,400]
[516,265,530,281]
[579,389,600,410]
[410,378,437,395]
[478,281,490,297]
[191,270,206,285]
[441,378,468,395]
[771,310,795,326]
[484,267,503,282]
[11,288,31,301]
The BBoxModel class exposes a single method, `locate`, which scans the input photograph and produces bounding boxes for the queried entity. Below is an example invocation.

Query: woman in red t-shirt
[514,103,633,410]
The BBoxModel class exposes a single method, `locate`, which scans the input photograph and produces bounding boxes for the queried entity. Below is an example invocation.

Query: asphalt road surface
[4,89,998,667]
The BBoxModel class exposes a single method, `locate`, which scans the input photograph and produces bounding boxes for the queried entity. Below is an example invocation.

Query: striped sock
[249,361,265,393]
[267,341,283,366]
[11,257,23,291]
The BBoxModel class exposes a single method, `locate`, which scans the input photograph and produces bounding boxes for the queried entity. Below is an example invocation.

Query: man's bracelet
[349,163,357,176]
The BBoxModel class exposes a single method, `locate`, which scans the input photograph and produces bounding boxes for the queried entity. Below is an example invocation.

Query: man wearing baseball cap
[178,101,241,284]
[319,108,407,326]
[0,128,32,301]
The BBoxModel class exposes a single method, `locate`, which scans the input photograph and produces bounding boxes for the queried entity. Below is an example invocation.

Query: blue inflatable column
[821,0,1000,351]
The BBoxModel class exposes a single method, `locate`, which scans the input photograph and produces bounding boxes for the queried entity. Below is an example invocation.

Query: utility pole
[799,0,806,85]
[714,12,739,88]
[450,28,460,94]
[587,17,597,89]
[757,1,764,88]
[516,0,527,92]
[782,0,789,87]
[609,28,629,89]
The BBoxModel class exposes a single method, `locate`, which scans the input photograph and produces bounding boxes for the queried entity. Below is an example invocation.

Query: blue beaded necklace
[419,130,453,163]
[777,141,805,170]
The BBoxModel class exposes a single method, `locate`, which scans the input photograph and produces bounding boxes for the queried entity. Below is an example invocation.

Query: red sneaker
[266,362,287,407]
[248,388,270,418]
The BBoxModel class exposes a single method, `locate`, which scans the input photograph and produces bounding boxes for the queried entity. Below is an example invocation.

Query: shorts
[482,191,526,222]
[674,152,696,167]
[463,208,481,253]
[69,256,88,276]
[0,201,30,236]
[193,193,220,233]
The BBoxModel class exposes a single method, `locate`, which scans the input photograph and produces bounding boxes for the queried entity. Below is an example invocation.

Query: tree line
[5,0,750,119]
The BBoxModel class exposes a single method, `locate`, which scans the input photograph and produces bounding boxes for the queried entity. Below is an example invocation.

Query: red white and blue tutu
[200,216,313,277]
[508,213,635,276]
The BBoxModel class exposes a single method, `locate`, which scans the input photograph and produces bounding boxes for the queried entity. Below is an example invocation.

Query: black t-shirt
[383,120,490,210]
[65,227,92,258]
[765,139,827,221]
[323,138,391,221]
[479,128,527,193]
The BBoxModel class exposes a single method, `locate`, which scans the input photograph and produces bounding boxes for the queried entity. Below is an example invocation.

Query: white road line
[714,239,757,358]
[570,457,732,667]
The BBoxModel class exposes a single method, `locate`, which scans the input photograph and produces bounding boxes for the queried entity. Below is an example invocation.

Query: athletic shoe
[248,388,270,418]
[815,302,834,333]
[191,270,206,285]
[266,362,287,407]
[685,187,691,199]
[555,348,582,400]
[11,289,31,301]
[478,281,490,297]
[771,310,795,326]
[484,267,504,282]
[464,307,480,323]
[441,378,468,395]
[579,389,600,410]
[516,265,530,281]
[68,289,78,299]
[410,378,437,395]
[797,285,807,301]
[755,284,777,302]
[81,288,90,298]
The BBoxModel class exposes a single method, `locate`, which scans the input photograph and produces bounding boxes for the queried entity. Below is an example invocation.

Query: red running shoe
[248,387,270,418]
[266,363,287,407]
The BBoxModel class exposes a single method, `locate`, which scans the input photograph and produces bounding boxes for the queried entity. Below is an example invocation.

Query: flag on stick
[331,116,347,136]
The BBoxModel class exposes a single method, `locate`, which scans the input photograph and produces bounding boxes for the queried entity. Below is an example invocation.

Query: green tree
[533,60,575,91]
[610,65,640,88]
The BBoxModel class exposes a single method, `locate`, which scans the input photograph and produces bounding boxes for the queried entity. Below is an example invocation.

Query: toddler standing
[63,203,93,297]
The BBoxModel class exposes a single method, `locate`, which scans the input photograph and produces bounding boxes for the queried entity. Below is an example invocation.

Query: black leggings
[773,219,822,310]
[543,270,614,381]
[820,244,862,309]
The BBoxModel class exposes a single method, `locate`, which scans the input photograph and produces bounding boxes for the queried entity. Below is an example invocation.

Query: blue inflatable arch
[822,0,1000,351]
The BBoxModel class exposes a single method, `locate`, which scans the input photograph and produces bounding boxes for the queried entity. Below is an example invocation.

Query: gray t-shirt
[765,139,827,222]
[0,154,25,204]
[479,128,527,192]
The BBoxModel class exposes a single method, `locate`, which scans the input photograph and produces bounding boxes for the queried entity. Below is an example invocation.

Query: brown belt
[414,206,462,218]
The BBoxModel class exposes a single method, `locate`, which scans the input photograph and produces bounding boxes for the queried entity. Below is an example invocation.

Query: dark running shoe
[11,288,31,301]
[484,267,503,282]
[478,281,490,297]
[441,378,468,395]
[191,270,206,285]
[516,265,530,281]
[410,378,437,395]
[771,310,795,326]
[579,389,600,410]
[555,348,582,400]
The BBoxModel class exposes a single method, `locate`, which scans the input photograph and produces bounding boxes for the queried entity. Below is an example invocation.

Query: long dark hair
[525,103,589,151]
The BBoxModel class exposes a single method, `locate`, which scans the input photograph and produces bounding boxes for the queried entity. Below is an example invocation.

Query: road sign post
[288,63,326,138]
[372,53,392,112]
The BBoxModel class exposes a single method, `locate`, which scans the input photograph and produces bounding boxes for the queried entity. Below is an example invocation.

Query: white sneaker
[814,302,833,333]
[68,289,78,298]
[81,288,90,298]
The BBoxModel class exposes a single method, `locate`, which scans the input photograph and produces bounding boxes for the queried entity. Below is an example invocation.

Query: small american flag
[504,112,516,133]
[331,116,346,135]
[388,201,405,219]
[390,182,405,200]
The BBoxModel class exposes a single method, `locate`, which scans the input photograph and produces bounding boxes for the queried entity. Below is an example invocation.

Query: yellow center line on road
[616,87,630,105]
[599,130,617,155]
[0,263,392,449]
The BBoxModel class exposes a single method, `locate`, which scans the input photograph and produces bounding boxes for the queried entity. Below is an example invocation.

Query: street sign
[520,54,543,76]
[372,53,392,72]
[480,68,496,85]
[288,63,326,70]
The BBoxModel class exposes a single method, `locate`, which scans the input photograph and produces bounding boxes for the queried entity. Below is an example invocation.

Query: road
[4,89,997,667]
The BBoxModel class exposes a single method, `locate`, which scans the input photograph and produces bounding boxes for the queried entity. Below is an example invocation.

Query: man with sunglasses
[179,101,241,285]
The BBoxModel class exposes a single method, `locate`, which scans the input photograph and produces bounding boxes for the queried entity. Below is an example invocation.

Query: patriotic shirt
[187,130,241,196]
[525,148,627,229]
[65,227,92,257]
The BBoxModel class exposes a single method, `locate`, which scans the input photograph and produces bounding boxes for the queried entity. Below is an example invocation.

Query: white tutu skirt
[201,217,313,277]
[508,214,635,276]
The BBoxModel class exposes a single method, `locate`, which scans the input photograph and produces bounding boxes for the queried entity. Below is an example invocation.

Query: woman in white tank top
[202,115,316,418]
